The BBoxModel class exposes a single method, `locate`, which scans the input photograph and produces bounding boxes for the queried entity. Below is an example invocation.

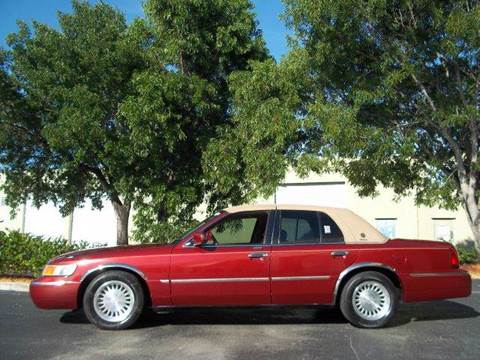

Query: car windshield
[168,213,220,244]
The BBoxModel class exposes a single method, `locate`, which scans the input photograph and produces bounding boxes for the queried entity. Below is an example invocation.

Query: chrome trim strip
[171,277,269,284]
[271,242,345,247]
[331,262,398,305]
[80,264,147,282]
[159,279,170,284]
[170,276,331,283]
[410,272,467,277]
[31,280,79,287]
[271,275,330,281]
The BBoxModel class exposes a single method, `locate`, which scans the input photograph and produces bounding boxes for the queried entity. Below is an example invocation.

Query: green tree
[122,0,268,242]
[0,1,145,245]
[208,0,480,250]
[0,0,268,245]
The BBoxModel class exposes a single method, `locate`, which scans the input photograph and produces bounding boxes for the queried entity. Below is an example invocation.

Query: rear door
[170,211,273,306]
[270,210,356,304]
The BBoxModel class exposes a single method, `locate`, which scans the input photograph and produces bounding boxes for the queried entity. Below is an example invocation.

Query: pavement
[1,281,480,360]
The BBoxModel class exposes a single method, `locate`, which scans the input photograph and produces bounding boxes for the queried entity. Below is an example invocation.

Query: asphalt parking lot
[1,281,480,360]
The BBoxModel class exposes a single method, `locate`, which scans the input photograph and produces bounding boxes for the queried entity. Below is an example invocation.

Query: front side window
[279,211,321,244]
[207,212,268,245]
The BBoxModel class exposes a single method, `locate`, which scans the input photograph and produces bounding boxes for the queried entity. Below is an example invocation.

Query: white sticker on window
[324,225,331,234]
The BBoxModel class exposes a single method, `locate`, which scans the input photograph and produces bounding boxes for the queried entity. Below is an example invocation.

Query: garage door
[275,182,346,208]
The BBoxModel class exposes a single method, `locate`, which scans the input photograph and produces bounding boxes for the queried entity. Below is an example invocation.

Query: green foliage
[456,242,479,264]
[203,57,303,206]
[122,0,269,242]
[212,0,480,248]
[0,0,145,245]
[0,0,268,245]
[132,215,199,244]
[279,0,480,208]
[0,230,91,277]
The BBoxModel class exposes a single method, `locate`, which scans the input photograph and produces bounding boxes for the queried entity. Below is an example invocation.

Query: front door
[270,210,356,304]
[170,211,272,306]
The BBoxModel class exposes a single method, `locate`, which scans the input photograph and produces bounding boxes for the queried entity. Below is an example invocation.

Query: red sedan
[30,205,471,330]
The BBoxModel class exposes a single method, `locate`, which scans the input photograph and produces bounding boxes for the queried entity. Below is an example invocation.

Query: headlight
[42,264,77,276]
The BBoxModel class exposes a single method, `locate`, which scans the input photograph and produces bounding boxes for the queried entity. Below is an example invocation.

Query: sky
[0,0,289,61]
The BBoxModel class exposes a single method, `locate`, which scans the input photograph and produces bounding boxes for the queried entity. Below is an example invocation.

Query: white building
[0,171,473,246]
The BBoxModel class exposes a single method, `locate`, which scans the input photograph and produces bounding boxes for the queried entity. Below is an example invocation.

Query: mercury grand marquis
[30,205,471,329]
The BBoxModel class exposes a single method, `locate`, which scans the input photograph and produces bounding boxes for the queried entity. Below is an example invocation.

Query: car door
[170,211,273,306]
[270,210,356,305]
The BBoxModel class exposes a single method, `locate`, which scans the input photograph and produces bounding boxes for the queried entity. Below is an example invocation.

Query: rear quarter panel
[349,239,471,302]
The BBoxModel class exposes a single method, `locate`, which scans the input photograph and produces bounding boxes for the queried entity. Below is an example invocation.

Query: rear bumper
[403,270,471,302]
[29,277,80,309]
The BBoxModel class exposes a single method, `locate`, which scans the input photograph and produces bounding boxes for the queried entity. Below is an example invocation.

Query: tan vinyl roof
[224,204,388,244]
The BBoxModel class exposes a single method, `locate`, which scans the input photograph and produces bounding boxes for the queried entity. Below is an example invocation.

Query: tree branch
[411,73,437,112]
[80,163,122,205]
[410,73,469,183]
[3,122,51,151]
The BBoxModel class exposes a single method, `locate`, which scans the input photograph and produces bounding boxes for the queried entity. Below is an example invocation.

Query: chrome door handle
[248,252,269,259]
[331,250,349,257]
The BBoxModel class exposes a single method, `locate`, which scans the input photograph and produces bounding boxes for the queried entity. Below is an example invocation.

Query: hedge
[456,243,479,265]
[0,230,90,277]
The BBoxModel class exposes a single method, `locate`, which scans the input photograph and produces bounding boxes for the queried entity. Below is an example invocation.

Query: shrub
[0,230,91,277]
[456,242,479,264]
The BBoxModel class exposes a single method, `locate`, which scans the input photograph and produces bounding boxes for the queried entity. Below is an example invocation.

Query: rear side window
[319,212,344,243]
[279,211,321,244]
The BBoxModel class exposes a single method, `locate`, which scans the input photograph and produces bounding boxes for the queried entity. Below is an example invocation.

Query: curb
[0,282,30,292]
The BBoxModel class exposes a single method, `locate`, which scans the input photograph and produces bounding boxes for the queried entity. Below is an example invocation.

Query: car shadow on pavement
[60,300,478,329]
[390,300,479,326]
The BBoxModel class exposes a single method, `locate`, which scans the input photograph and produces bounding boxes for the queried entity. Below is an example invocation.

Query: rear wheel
[339,271,398,328]
[83,270,144,330]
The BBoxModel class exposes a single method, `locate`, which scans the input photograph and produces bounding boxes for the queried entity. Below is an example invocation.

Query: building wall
[0,171,474,245]
[261,171,472,243]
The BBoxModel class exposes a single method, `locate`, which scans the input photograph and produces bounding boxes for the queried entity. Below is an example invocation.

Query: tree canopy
[0,0,144,245]
[122,0,268,242]
[207,0,480,249]
[4,0,479,249]
[0,0,268,244]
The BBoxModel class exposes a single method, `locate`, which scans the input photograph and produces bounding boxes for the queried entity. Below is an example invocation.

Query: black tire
[83,270,144,330]
[339,271,398,328]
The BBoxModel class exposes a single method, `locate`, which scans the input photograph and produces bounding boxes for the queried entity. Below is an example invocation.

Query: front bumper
[29,277,80,309]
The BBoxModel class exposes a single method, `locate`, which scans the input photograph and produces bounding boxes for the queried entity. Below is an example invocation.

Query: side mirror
[192,232,205,247]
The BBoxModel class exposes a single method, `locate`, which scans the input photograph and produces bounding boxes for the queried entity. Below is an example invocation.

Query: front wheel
[83,270,144,330]
[339,271,398,328]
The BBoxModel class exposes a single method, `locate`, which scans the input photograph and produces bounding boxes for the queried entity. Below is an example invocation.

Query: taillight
[450,248,459,269]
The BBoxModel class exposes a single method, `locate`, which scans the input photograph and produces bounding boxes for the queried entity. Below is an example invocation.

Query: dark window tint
[279,211,320,244]
[207,212,268,245]
[319,212,344,243]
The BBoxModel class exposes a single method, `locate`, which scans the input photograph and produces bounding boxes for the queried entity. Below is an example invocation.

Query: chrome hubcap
[93,280,135,323]
[352,280,391,321]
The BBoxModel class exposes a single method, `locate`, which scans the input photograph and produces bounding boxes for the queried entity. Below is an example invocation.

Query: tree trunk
[467,221,480,252]
[463,205,480,253]
[460,183,480,252]
[113,202,131,246]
